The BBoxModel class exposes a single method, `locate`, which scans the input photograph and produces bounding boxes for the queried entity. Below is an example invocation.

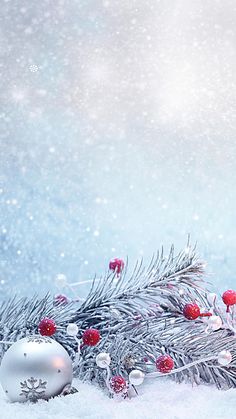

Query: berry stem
[147,355,217,378]
[199,312,212,317]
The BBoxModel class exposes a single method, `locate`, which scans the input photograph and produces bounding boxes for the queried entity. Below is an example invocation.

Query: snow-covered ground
[0,378,235,419]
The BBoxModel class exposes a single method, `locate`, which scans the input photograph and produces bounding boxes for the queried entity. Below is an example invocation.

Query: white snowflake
[20,377,47,402]
[29,64,38,72]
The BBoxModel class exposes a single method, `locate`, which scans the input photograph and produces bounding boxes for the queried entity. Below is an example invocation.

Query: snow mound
[0,378,234,419]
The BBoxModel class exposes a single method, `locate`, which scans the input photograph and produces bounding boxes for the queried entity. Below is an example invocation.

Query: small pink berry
[54,294,69,304]
[109,258,124,275]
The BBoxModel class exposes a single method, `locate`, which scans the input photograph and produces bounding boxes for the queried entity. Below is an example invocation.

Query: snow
[0,378,235,419]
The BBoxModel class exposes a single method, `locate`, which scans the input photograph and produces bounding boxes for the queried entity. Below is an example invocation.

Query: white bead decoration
[96,353,111,368]
[218,350,232,366]
[207,315,222,331]
[129,369,145,386]
[66,323,79,337]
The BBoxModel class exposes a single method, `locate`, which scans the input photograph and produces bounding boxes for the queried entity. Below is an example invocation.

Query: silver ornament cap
[0,335,73,402]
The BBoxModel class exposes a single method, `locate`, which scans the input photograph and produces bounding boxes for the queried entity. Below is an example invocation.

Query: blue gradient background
[1,0,236,298]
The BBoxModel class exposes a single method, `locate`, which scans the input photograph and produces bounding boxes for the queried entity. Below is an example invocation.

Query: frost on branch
[0,242,236,391]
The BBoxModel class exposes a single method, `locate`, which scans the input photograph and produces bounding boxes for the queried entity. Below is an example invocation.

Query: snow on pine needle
[0,242,236,394]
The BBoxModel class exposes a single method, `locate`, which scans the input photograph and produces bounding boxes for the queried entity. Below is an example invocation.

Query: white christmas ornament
[0,335,73,402]
[207,315,222,331]
[96,352,111,368]
[66,323,79,336]
[129,369,145,386]
[217,350,232,366]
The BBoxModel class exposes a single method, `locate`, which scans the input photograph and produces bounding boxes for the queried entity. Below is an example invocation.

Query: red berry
[38,318,56,336]
[109,258,124,274]
[110,376,127,394]
[156,355,174,373]
[222,290,236,312]
[183,303,200,320]
[82,328,100,346]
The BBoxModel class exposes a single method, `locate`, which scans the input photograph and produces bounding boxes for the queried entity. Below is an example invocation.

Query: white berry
[129,369,145,386]
[218,350,232,366]
[66,323,79,336]
[96,352,111,368]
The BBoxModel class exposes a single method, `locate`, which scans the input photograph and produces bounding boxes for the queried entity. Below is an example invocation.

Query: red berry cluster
[156,355,174,373]
[38,318,57,336]
[82,328,100,346]
[110,376,127,394]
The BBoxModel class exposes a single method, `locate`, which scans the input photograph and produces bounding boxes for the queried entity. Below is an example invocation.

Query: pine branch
[77,243,207,324]
[0,243,235,393]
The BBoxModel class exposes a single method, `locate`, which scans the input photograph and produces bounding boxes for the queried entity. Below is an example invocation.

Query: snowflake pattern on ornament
[20,377,47,402]
[27,336,52,344]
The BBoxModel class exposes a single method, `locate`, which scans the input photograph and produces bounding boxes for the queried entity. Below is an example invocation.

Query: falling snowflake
[27,336,52,344]
[20,377,47,402]
[29,64,39,72]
